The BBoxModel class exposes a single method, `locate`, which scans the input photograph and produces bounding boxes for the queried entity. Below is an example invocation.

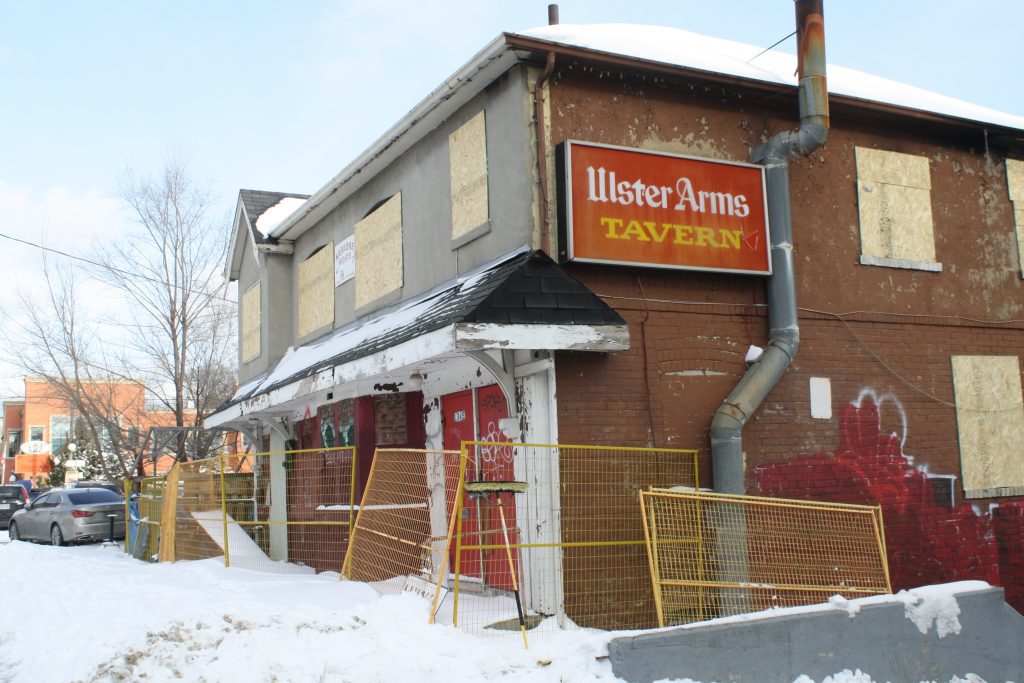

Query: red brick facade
[550,68,1024,613]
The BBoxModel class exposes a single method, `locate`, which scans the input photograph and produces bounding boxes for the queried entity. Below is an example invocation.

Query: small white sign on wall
[810,377,832,419]
[335,236,355,287]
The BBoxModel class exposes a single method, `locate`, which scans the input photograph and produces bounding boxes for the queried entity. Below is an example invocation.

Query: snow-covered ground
[0,531,995,683]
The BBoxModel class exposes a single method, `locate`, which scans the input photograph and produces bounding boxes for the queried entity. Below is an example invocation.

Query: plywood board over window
[355,193,403,310]
[241,281,262,362]
[298,242,335,338]
[449,111,489,244]
[855,147,940,271]
[951,355,1024,498]
[1006,159,1024,278]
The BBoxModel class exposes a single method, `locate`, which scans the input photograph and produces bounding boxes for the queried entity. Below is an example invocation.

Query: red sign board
[560,141,771,275]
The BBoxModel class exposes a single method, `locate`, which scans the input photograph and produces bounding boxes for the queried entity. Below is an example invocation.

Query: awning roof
[206,248,628,427]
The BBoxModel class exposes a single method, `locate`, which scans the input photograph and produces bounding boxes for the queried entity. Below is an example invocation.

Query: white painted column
[514,356,563,622]
[267,427,289,562]
[423,398,450,583]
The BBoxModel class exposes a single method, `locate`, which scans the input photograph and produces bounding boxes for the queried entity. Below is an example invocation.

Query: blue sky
[0,0,1021,398]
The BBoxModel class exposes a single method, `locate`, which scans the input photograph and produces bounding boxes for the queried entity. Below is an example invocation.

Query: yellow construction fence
[341,448,463,598]
[126,476,165,561]
[135,447,357,575]
[640,488,891,627]
[341,442,700,635]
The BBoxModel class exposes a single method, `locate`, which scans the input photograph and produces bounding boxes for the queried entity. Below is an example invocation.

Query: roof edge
[503,32,1024,141]
[271,35,519,242]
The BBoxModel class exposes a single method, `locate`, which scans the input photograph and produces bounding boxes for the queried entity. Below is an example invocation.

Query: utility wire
[746,30,797,64]
[0,230,237,305]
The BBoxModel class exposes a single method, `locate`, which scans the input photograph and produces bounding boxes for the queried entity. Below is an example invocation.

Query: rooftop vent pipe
[710,0,829,494]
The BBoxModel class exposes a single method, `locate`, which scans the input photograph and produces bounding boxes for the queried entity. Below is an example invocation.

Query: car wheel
[8,521,20,541]
[50,524,64,547]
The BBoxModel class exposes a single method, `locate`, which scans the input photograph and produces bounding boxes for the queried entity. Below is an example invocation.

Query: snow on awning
[207,248,627,427]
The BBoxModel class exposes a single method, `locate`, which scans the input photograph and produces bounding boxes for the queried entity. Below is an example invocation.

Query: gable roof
[239,189,311,245]
[222,248,625,411]
[225,189,311,281]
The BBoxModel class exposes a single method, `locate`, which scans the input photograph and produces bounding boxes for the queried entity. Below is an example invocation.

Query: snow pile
[255,197,306,236]
[0,535,996,682]
[895,583,966,638]
[518,24,1024,131]
[827,594,861,619]
[792,671,875,683]
[0,537,620,683]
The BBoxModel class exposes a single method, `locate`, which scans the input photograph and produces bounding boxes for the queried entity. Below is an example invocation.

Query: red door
[474,384,517,591]
[442,390,481,579]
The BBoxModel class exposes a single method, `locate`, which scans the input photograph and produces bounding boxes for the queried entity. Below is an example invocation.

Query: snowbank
[0,534,1000,682]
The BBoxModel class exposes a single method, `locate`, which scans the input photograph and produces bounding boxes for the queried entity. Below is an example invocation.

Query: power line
[746,30,797,64]
[0,230,237,305]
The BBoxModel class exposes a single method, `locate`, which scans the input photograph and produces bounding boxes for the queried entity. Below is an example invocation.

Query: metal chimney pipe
[548,4,559,25]
[710,0,829,494]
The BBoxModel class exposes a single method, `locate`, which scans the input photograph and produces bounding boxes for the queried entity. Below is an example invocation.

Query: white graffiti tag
[478,421,514,465]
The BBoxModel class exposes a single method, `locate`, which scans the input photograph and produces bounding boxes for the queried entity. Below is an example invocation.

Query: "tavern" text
[600,217,744,249]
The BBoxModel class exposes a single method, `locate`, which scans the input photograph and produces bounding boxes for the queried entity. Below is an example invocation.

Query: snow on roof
[255,197,307,237]
[229,247,534,403]
[519,24,1024,131]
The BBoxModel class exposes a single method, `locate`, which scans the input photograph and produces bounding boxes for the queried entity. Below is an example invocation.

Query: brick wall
[555,269,1024,613]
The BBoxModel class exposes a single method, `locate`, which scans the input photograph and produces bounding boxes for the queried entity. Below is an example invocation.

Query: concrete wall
[608,586,1024,683]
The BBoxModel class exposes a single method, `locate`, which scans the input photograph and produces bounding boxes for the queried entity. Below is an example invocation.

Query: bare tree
[4,256,149,480]
[2,158,237,477]
[97,159,237,459]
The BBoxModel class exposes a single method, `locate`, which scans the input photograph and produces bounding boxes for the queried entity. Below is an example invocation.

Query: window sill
[451,220,492,250]
[859,255,942,272]
[964,486,1024,499]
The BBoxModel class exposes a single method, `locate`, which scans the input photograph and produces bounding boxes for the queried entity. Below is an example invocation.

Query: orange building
[1,378,223,485]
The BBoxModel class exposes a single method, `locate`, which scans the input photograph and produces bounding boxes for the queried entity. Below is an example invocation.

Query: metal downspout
[710,0,829,494]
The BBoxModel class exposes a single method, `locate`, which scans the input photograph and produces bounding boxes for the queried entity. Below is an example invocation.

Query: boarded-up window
[449,111,488,242]
[951,355,1024,498]
[1007,159,1024,278]
[241,281,262,362]
[355,194,403,310]
[855,147,938,270]
[298,242,335,338]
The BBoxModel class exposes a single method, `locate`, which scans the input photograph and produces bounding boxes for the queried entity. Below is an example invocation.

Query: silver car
[8,488,126,545]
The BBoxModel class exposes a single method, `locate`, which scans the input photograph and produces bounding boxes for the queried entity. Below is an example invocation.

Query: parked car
[28,487,50,501]
[8,488,126,545]
[67,481,124,496]
[0,484,30,529]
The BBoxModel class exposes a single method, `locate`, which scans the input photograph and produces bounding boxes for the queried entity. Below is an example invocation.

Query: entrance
[441,384,517,590]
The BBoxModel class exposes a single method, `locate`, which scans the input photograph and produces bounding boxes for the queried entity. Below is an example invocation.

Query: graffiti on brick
[752,391,1024,613]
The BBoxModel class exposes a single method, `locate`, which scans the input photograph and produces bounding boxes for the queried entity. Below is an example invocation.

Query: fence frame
[127,446,358,573]
[640,487,892,627]
[446,441,700,633]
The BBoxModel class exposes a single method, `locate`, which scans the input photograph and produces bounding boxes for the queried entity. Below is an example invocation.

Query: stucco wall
[287,65,536,348]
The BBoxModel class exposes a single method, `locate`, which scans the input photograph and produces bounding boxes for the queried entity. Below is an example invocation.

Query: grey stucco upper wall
[236,239,297,385]
[290,65,536,347]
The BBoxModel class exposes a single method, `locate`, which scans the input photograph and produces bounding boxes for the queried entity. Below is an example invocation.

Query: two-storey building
[208,8,1024,613]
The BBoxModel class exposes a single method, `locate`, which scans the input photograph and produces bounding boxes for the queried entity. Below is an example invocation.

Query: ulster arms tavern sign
[558,141,771,275]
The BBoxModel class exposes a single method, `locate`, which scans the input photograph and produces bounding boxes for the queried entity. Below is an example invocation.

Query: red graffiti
[752,398,1024,612]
